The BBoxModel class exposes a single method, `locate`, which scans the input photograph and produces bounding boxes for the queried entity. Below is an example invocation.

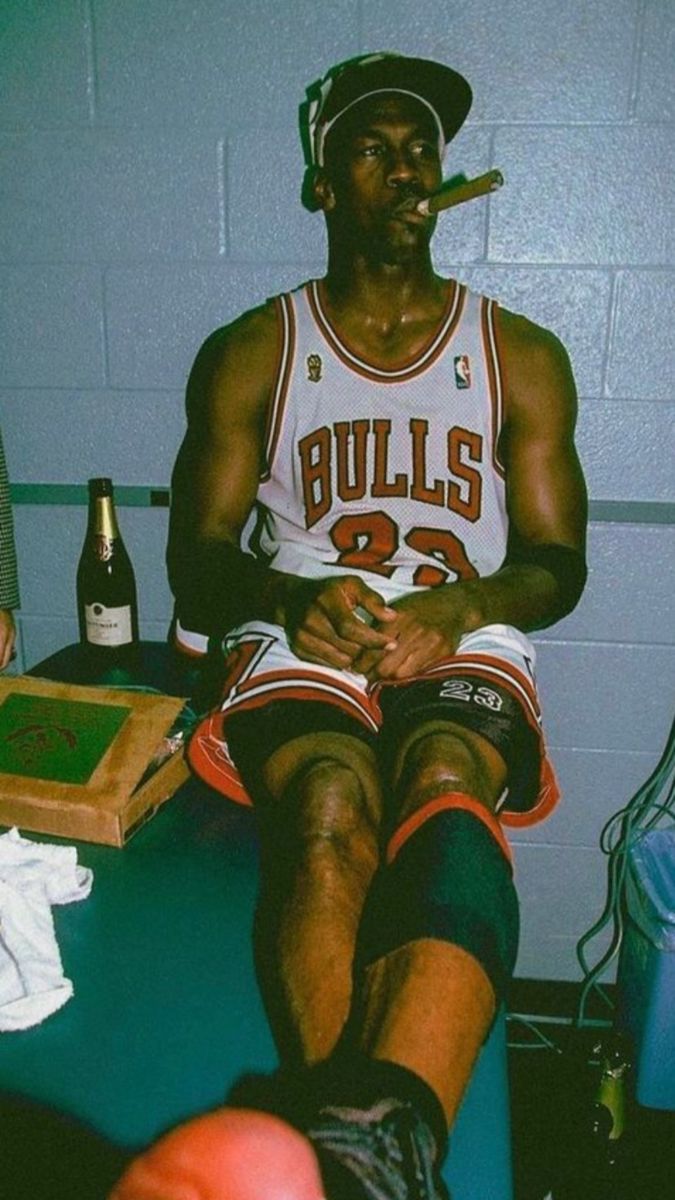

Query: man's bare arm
[451,308,588,631]
[492,309,588,622]
[357,309,588,679]
[167,305,280,639]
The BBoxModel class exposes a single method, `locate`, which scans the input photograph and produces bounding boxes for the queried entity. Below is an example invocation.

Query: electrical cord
[507,1014,562,1052]
[574,718,675,1027]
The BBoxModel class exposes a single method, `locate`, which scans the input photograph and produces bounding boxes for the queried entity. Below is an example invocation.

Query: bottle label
[94,535,114,563]
[85,603,133,646]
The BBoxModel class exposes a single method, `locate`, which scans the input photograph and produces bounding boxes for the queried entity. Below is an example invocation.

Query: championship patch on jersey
[454,354,472,389]
[307,353,322,382]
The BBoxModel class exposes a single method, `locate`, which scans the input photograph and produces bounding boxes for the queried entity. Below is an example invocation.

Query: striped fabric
[0,429,20,611]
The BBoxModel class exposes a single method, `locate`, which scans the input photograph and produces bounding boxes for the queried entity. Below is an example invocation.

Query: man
[113,53,587,1200]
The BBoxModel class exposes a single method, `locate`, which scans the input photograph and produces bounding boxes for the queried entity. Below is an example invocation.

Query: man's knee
[394,722,507,814]
[261,737,381,871]
[289,758,376,850]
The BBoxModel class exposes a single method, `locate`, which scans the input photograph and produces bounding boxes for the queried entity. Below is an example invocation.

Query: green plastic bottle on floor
[555,1031,632,1200]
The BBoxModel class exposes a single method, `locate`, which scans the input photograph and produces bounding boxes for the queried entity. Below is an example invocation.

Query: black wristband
[171,541,273,640]
[505,541,587,618]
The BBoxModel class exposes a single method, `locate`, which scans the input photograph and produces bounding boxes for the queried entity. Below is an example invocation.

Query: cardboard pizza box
[0,675,191,847]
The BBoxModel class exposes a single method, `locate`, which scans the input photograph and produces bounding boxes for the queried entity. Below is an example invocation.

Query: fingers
[322,579,396,649]
[289,577,397,669]
[290,612,391,670]
[351,586,398,628]
[292,584,465,681]
[328,605,395,650]
[291,623,364,670]
[357,616,456,681]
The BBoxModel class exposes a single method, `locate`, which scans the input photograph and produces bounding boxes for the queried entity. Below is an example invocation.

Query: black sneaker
[308,1096,451,1200]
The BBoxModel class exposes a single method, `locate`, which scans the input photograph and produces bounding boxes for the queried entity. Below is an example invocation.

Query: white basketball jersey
[254,279,508,603]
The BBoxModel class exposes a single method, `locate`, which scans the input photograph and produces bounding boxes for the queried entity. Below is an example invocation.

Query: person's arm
[0,610,16,670]
[167,306,395,664]
[0,427,19,670]
[356,310,588,680]
[167,307,276,640]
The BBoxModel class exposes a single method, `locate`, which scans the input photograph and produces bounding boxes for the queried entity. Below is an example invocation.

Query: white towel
[0,826,93,1031]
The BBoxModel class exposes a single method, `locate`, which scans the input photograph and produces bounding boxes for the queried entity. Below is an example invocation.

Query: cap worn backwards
[301,51,473,171]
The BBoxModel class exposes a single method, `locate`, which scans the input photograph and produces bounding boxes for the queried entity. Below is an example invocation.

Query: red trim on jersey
[481,298,506,480]
[386,792,513,866]
[223,665,380,731]
[500,752,559,827]
[188,717,252,806]
[261,293,295,480]
[172,618,210,657]
[225,682,378,729]
[172,636,208,659]
[307,279,467,382]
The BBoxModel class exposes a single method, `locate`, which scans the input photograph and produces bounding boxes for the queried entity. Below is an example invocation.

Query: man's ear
[313,169,336,212]
[300,166,336,213]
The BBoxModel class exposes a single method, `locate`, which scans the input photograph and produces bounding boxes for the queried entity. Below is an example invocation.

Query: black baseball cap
[303,51,473,169]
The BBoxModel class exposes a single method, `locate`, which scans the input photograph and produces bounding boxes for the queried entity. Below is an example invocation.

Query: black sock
[308,1052,449,1161]
[227,1053,448,1163]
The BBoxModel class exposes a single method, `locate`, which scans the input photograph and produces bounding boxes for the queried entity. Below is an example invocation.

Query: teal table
[0,646,513,1199]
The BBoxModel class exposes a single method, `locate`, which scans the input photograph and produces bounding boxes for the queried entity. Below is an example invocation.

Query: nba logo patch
[454,355,471,389]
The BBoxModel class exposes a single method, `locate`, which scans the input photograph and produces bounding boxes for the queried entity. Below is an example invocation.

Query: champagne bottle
[587,1033,631,1196]
[77,478,139,658]
[555,1031,632,1199]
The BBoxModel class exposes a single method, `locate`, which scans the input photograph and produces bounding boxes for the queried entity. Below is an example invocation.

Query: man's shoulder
[184,299,281,421]
[496,305,568,359]
[494,306,577,417]
[197,298,281,370]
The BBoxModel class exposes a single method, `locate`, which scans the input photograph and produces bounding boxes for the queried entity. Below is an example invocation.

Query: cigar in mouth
[416,169,504,216]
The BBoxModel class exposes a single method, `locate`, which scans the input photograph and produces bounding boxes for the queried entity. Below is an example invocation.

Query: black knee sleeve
[356,800,519,1006]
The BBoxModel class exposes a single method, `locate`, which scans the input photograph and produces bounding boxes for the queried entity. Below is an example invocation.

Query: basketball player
[112,53,588,1199]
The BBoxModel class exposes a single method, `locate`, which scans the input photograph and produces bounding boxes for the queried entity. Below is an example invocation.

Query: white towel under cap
[0,826,93,1031]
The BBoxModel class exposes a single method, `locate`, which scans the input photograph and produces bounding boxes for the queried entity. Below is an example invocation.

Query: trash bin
[618,826,675,1110]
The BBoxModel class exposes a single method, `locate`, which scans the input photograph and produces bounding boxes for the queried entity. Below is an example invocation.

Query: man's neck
[321,252,453,359]
[324,252,447,323]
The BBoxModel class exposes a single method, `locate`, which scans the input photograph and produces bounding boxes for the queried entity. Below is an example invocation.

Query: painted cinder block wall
[0,0,673,980]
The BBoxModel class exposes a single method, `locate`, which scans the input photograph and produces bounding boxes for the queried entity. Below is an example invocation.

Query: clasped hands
[283,574,470,682]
